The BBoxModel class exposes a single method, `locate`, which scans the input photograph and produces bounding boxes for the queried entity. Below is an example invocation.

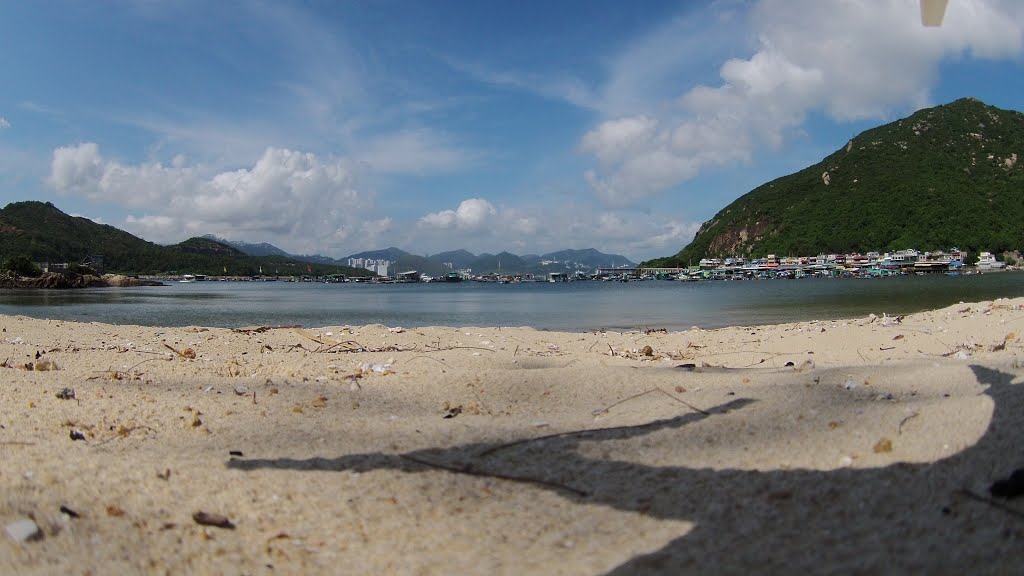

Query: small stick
[404,355,452,368]
[318,340,365,353]
[608,344,615,357]
[958,488,1024,520]
[399,454,588,497]
[0,441,36,446]
[898,412,920,435]
[478,388,710,458]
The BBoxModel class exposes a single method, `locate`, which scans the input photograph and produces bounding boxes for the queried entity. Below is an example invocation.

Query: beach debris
[59,505,81,518]
[33,358,59,371]
[873,437,893,453]
[359,360,394,374]
[677,363,697,371]
[843,377,858,390]
[229,450,244,457]
[443,404,462,419]
[784,361,795,367]
[388,326,405,333]
[881,313,903,327]
[893,334,905,340]
[234,385,249,396]
[69,429,86,442]
[954,350,971,360]
[193,511,235,530]
[641,345,654,357]
[990,469,1024,499]
[55,387,76,400]
[5,518,43,543]
[163,342,196,359]
[157,469,172,480]
[991,332,1016,352]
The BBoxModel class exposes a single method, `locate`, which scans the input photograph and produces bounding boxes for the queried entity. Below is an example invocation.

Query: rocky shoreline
[0,271,164,289]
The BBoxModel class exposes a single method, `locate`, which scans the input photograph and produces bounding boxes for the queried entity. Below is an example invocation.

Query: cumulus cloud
[581,0,1024,206]
[419,198,497,230]
[48,142,375,255]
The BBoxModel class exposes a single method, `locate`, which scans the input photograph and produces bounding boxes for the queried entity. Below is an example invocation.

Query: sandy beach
[2,297,1023,574]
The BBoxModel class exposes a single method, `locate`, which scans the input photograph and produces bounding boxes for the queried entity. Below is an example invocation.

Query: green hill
[0,201,372,278]
[646,98,1024,266]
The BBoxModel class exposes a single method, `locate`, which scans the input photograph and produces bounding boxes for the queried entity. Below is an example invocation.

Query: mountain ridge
[646,97,1024,266]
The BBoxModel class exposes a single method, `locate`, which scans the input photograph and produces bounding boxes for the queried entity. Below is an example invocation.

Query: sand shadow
[229,365,1024,573]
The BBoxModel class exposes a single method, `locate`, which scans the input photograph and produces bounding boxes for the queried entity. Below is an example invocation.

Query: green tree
[2,255,42,277]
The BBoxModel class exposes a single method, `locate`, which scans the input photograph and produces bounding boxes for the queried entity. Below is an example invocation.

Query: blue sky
[1,0,1022,261]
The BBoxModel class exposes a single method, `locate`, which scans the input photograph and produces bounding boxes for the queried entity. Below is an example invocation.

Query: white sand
[2,298,1023,574]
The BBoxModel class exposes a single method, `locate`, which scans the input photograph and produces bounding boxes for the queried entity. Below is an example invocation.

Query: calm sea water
[1,273,1022,332]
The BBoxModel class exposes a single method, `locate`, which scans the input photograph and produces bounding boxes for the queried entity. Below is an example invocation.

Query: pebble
[5,518,43,543]
[233,385,249,396]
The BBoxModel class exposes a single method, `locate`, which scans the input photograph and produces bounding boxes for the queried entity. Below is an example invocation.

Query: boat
[179,274,196,283]
[444,272,464,283]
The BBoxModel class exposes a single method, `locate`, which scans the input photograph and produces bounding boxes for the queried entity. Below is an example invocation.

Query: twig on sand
[399,454,588,497]
[162,342,196,359]
[232,325,302,334]
[477,388,710,458]
[0,441,36,446]
[92,425,159,447]
[898,412,920,435]
[958,488,1024,520]
[594,387,709,417]
[423,345,496,353]
[318,340,365,353]
[404,355,452,369]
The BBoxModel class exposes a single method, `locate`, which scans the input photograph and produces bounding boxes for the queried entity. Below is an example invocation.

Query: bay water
[1,273,1022,332]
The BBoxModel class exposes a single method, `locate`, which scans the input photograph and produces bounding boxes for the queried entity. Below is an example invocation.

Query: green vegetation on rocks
[646,98,1024,267]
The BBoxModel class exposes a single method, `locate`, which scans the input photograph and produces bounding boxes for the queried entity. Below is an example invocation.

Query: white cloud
[419,198,497,231]
[47,142,375,255]
[358,129,476,175]
[444,57,600,110]
[0,117,9,129]
[581,0,1024,206]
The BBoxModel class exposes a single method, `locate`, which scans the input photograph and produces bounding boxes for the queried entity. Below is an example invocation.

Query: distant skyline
[2,0,1023,261]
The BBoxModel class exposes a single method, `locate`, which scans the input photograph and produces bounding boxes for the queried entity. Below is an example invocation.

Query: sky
[1,0,1023,262]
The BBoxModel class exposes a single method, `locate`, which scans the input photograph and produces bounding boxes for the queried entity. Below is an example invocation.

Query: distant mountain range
[206,235,635,276]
